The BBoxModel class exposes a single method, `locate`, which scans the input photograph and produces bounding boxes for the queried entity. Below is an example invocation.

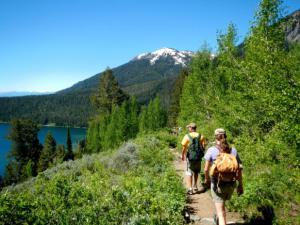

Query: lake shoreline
[0,122,87,129]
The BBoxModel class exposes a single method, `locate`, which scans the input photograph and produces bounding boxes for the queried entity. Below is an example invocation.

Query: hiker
[204,128,243,225]
[181,122,206,194]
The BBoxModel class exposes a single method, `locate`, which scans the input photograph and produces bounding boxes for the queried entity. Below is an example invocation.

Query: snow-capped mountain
[133,47,194,66]
[1,47,194,126]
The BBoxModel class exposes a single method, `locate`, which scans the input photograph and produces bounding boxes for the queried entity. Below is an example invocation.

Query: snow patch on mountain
[133,47,194,66]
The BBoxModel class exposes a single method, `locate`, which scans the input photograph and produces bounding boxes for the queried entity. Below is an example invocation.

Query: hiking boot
[197,186,207,193]
[187,188,193,195]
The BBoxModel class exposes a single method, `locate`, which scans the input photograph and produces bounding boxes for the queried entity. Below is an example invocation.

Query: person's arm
[200,135,206,150]
[182,145,187,161]
[181,135,188,161]
[237,166,244,195]
[235,150,244,195]
[204,160,211,186]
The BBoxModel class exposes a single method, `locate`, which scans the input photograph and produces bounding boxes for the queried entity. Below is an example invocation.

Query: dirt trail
[171,149,244,225]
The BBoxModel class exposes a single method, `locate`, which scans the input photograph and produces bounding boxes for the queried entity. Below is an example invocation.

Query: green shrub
[0,132,185,225]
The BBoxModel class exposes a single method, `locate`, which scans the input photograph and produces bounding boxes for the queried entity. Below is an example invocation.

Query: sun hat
[214,128,226,136]
[186,122,197,129]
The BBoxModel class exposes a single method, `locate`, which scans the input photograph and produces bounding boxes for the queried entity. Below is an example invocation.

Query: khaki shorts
[185,160,201,176]
[211,180,236,203]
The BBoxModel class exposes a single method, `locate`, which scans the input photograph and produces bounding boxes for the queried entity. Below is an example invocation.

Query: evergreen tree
[3,160,19,185]
[91,68,129,114]
[38,132,57,172]
[53,144,65,165]
[64,127,74,161]
[4,119,42,184]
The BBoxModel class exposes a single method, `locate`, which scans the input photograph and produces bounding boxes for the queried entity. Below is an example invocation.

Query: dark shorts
[186,160,201,176]
[211,180,236,203]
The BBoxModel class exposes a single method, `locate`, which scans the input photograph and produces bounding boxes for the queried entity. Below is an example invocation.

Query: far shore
[0,122,86,129]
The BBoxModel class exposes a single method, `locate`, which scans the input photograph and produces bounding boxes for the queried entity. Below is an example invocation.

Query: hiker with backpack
[181,122,206,195]
[204,128,243,225]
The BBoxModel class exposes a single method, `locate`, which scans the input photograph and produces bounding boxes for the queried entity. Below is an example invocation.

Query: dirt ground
[172,149,245,225]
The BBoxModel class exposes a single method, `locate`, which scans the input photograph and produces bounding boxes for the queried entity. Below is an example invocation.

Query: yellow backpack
[209,152,239,182]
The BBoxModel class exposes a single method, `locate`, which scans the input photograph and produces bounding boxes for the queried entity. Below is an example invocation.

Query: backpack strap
[187,133,193,144]
[187,133,200,141]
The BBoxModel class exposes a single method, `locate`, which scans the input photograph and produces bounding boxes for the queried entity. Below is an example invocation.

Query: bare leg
[193,173,198,188]
[186,175,192,189]
[215,202,226,225]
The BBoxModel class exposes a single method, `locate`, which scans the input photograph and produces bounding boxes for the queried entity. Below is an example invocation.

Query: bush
[0,132,186,225]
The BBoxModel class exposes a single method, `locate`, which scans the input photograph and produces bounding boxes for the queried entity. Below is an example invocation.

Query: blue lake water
[0,123,86,177]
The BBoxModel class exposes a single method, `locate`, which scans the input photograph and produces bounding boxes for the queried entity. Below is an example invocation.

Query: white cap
[214,128,226,136]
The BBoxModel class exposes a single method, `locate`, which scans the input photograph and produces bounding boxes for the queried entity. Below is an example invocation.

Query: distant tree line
[0,93,93,127]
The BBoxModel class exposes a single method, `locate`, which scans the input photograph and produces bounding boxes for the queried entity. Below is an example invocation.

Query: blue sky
[0,0,299,93]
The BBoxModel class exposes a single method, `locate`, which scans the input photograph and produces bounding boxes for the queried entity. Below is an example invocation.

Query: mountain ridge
[56,47,193,96]
[0,47,193,126]
[0,91,53,97]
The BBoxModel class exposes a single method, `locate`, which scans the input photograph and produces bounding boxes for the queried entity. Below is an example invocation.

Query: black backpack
[187,134,204,161]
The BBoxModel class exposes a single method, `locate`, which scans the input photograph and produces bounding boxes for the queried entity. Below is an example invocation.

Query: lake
[0,123,86,177]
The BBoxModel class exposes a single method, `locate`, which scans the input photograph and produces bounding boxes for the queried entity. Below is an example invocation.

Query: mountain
[0,48,194,126]
[57,47,193,103]
[0,91,53,97]
[284,9,300,44]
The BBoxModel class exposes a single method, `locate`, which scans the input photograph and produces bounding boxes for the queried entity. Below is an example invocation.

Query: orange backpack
[210,152,239,182]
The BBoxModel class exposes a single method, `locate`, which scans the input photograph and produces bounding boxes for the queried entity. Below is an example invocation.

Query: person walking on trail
[181,122,206,195]
[204,128,244,225]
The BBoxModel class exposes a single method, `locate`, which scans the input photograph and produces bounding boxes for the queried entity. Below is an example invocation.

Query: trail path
[171,149,245,225]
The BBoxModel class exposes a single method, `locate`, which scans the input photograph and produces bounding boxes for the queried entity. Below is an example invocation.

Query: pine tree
[91,68,129,114]
[4,119,42,184]
[3,160,19,185]
[64,127,74,161]
[53,144,65,165]
[38,132,57,172]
